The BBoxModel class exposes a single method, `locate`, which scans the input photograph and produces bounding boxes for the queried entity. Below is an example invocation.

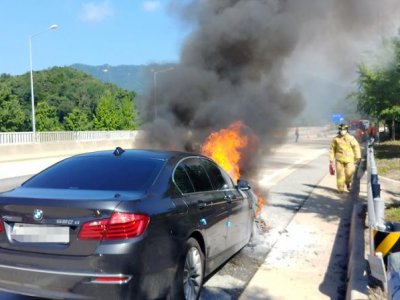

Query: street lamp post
[29,24,58,137]
[152,67,174,118]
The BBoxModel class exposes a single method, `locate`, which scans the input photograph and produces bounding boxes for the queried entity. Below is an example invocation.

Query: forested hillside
[71,63,176,95]
[0,67,139,132]
[72,64,147,93]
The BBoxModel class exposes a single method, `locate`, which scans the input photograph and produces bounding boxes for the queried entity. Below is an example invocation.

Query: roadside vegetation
[375,140,400,181]
[350,30,400,140]
[0,67,139,132]
[385,204,400,223]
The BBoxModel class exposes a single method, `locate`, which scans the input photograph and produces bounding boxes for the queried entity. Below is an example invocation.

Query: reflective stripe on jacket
[329,134,361,163]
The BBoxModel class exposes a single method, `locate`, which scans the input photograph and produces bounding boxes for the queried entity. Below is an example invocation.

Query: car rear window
[23,157,164,191]
[181,158,213,192]
[174,164,195,194]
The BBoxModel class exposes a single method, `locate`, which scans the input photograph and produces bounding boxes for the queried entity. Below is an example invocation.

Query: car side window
[181,158,213,192]
[201,158,230,190]
[173,164,195,194]
[219,167,236,189]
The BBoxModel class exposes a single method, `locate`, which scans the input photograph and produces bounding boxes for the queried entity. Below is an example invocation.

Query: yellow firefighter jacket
[329,134,361,163]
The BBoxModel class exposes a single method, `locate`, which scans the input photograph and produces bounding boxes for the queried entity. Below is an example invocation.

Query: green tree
[0,83,25,132]
[0,67,139,132]
[36,101,62,131]
[120,98,139,130]
[93,93,120,130]
[351,31,400,140]
[64,108,93,131]
[381,107,400,140]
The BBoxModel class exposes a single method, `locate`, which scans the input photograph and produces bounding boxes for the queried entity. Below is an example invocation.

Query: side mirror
[237,179,251,191]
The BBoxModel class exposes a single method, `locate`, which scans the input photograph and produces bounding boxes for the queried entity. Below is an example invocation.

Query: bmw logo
[33,209,43,221]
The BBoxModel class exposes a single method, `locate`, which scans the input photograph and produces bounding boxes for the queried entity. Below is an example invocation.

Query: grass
[385,205,400,223]
[375,140,400,181]
[375,140,400,159]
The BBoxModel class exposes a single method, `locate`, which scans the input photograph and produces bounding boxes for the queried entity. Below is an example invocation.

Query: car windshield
[23,157,165,192]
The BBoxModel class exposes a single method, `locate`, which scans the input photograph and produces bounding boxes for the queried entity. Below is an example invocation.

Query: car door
[200,158,250,250]
[218,167,250,250]
[175,158,229,263]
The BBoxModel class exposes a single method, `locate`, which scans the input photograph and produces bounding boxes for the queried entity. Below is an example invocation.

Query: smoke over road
[139,0,400,173]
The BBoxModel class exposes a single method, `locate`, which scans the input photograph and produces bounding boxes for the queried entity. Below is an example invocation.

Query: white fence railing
[0,131,139,145]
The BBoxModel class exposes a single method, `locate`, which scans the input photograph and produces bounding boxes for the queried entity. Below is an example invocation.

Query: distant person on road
[368,123,378,141]
[324,125,329,138]
[329,123,361,194]
[356,125,363,142]
[295,127,299,143]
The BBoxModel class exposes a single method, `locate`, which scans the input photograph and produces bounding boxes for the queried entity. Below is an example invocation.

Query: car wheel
[169,238,204,300]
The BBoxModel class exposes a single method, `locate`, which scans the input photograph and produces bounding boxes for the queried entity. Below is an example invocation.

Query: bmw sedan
[0,149,255,300]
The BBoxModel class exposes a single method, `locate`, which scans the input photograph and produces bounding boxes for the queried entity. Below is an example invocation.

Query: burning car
[0,148,255,300]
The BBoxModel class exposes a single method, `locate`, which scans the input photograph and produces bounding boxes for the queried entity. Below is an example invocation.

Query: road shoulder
[240,172,353,299]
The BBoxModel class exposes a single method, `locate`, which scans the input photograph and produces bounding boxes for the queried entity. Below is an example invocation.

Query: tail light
[0,220,3,233]
[78,213,149,241]
[78,219,108,240]
[104,212,150,240]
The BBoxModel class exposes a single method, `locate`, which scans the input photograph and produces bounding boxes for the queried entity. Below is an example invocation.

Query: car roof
[73,149,205,161]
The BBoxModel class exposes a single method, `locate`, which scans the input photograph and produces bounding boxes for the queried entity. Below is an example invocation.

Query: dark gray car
[0,149,255,300]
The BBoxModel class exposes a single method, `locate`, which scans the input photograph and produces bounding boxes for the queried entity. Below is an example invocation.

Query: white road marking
[259,148,328,187]
[379,175,400,184]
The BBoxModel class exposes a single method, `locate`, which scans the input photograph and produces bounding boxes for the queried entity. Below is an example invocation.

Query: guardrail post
[374,197,386,229]
[368,182,376,226]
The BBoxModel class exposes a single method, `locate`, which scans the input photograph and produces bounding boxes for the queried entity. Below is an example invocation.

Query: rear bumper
[0,245,178,300]
[0,263,133,300]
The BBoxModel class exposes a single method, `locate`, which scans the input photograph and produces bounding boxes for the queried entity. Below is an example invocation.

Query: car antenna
[113,147,125,157]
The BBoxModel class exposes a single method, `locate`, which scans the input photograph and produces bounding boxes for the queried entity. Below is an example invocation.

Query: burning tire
[170,238,204,300]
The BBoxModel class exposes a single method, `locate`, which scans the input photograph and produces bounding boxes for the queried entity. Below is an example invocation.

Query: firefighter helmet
[338,123,349,130]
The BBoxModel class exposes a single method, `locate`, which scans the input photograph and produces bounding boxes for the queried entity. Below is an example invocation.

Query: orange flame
[201,121,254,182]
[201,121,267,217]
[255,192,266,217]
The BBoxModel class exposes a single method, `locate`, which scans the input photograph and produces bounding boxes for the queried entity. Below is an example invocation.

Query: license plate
[11,223,69,244]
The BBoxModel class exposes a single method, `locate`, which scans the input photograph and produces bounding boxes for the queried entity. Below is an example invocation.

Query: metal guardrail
[366,139,389,292]
[0,131,139,145]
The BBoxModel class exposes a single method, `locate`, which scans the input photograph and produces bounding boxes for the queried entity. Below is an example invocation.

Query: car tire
[169,238,205,300]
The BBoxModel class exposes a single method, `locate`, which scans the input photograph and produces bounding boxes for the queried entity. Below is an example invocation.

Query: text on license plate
[11,223,69,243]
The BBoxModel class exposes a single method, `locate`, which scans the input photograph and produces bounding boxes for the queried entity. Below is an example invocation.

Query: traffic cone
[307,132,311,140]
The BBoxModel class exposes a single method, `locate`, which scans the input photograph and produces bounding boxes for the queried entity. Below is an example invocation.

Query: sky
[0,0,184,75]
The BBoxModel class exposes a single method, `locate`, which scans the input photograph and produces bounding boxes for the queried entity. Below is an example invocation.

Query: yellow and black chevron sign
[373,229,400,261]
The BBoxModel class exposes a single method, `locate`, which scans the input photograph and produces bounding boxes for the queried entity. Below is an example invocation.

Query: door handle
[197,200,207,209]
[224,195,232,203]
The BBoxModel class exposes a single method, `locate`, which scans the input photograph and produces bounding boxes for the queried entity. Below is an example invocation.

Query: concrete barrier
[346,203,369,300]
[0,138,139,163]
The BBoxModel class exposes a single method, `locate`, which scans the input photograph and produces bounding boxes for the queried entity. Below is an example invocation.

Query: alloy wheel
[183,247,203,300]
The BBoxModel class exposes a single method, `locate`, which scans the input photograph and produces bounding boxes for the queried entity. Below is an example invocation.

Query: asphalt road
[200,152,330,299]
[0,136,331,300]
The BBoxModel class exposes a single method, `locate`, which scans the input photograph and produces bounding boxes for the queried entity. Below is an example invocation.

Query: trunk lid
[0,187,143,256]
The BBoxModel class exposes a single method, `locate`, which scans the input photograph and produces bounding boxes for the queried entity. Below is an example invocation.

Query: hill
[71,63,176,95]
[0,67,138,132]
[71,63,147,94]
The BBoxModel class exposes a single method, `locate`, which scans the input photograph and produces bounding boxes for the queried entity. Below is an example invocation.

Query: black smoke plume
[138,0,400,171]
[139,0,304,153]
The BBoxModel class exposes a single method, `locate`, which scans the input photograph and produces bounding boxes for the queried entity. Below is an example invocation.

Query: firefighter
[356,125,363,142]
[368,123,378,141]
[329,124,361,194]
